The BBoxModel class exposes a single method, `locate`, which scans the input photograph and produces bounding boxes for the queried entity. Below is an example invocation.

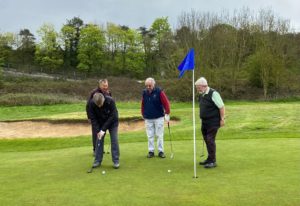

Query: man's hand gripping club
[97,130,105,140]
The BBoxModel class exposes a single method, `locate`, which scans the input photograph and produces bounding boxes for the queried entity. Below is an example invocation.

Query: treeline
[0,8,299,99]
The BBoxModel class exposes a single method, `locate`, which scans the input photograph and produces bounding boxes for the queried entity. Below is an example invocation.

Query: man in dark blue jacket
[88,92,120,169]
[141,77,170,158]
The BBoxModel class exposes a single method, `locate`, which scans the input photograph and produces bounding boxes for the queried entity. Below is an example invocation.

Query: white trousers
[145,117,164,153]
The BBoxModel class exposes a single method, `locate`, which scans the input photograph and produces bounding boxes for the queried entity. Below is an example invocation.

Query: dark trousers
[91,125,98,152]
[201,125,219,163]
[94,126,120,164]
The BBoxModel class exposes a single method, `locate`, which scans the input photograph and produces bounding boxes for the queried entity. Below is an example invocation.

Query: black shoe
[92,161,101,168]
[204,162,217,168]
[199,159,209,165]
[158,152,166,158]
[147,152,154,158]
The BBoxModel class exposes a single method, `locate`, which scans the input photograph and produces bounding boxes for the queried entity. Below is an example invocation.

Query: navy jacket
[142,87,164,119]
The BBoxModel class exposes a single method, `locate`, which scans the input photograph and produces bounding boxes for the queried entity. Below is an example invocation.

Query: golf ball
[102,171,106,175]
[168,169,171,173]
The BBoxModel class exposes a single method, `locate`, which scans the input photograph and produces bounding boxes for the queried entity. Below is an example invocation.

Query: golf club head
[87,168,93,173]
[170,153,174,159]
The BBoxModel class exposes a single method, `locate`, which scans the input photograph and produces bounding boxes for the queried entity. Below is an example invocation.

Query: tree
[0,32,16,68]
[245,45,284,99]
[105,24,144,77]
[16,29,36,67]
[106,23,120,62]
[61,17,84,69]
[77,24,106,73]
[0,57,4,88]
[60,24,76,69]
[176,10,214,80]
[35,23,63,72]
[150,17,173,76]
[246,8,290,98]
[118,25,130,73]
[150,17,171,52]
[118,27,144,77]
[138,26,156,75]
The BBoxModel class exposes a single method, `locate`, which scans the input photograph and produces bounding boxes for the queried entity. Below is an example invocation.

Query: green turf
[0,101,299,205]
[0,139,299,206]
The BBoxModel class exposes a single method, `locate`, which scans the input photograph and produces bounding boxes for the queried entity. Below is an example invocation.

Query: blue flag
[177,48,195,78]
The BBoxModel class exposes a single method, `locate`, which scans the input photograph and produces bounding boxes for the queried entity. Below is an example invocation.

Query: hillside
[0,69,299,106]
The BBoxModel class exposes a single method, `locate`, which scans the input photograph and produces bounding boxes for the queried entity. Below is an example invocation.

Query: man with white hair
[141,77,170,158]
[195,77,225,168]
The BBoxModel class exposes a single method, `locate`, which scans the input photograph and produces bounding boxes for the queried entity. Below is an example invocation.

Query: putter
[87,166,93,173]
[167,122,174,159]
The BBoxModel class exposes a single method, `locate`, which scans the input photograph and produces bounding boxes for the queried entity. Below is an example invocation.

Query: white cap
[195,77,208,86]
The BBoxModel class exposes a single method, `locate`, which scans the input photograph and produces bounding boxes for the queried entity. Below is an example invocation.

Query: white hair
[195,77,208,86]
[145,77,155,85]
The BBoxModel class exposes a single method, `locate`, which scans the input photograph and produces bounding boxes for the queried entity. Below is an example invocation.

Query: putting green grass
[0,101,299,205]
[0,138,299,206]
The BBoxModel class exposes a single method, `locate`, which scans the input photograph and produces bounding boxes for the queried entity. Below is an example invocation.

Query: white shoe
[113,163,120,169]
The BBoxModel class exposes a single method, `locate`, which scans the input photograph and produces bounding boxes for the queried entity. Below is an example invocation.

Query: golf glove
[164,114,170,122]
[97,130,105,139]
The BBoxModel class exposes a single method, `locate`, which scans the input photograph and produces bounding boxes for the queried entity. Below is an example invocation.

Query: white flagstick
[193,69,198,178]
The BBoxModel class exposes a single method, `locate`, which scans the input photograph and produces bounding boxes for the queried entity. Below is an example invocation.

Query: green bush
[158,78,193,102]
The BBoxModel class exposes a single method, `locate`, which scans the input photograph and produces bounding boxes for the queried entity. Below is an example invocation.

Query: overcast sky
[1,0,299,36]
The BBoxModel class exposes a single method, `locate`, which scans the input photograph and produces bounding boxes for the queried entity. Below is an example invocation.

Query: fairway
[0,101,300,206]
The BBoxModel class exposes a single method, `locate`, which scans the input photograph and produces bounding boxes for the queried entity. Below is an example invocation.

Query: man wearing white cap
[195,77,225,168]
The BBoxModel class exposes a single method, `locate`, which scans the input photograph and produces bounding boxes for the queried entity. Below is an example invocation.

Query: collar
[202,87,210,96]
